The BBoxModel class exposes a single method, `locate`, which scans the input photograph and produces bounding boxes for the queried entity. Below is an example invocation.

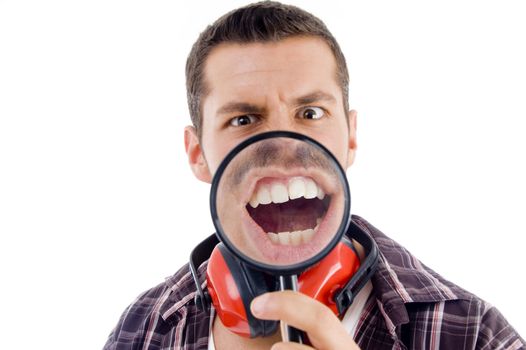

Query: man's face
[185,36,357,264]
[195,36,356,174]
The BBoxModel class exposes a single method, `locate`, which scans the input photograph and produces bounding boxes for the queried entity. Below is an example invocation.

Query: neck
[352,239,366,261]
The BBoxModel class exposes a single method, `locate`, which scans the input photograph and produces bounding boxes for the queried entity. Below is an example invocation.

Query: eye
[229,115,258,127]
[299,106,325,120]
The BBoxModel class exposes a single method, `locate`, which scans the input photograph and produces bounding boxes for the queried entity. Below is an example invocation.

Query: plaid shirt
[103,215,524,349]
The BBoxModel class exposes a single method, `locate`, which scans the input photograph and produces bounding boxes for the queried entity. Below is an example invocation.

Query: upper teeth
[248,176,325,208]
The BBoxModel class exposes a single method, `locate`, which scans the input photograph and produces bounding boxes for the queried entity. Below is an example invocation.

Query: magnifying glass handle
[279,275,305,344]
[280,321,303,343]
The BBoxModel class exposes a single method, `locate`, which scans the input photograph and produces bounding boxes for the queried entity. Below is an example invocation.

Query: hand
[250,290,361,350]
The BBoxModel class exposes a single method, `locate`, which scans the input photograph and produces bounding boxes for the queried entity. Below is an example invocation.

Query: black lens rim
[209,131,351,275]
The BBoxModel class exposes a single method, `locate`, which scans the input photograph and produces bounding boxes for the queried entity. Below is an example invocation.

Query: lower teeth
[267,224,319,246]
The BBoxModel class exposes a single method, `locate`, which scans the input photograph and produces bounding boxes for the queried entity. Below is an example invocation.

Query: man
[104,2,524,349]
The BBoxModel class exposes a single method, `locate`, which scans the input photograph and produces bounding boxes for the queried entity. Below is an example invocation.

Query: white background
[1,1,525,349]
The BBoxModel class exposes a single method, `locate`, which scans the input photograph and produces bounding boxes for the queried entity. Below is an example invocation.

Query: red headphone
[190,221,378,338]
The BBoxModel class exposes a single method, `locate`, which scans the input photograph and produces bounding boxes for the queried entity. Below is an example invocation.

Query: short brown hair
[185,1,349,137]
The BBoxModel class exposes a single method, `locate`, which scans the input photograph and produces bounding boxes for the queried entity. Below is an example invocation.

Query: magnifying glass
[210,131,351,343]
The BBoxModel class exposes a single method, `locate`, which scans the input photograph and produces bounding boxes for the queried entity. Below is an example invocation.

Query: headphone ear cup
[298,238,361,316]
[206,244,278,338]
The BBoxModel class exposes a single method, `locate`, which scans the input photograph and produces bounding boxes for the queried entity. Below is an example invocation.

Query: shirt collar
[158,260,208,323]
[351,215,472,329]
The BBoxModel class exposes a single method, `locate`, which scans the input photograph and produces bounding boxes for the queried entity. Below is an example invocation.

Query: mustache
[226,139,335,187]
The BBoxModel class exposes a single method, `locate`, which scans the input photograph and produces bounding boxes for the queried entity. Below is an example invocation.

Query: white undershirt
[340,281,373,337]
[208,281,373,349]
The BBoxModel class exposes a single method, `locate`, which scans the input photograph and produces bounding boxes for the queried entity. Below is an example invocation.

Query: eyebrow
[217,102,265,116]
[293,91,337,106]
[216,91,337,116]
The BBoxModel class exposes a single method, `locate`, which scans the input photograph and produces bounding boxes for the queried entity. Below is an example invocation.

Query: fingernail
[251,294,269,316]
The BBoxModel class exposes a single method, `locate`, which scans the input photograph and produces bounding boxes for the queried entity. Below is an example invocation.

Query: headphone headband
[189,234,219,311]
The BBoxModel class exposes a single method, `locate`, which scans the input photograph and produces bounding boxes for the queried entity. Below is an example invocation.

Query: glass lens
[213,135,347,268]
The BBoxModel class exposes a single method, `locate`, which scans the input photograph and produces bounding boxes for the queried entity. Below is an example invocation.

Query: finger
[251,291,358,350]
[271,341,314,350]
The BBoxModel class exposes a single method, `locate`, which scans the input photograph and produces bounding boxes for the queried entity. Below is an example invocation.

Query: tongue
[246,198,326,233]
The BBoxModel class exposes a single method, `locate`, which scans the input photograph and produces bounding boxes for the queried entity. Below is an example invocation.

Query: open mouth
[245,176,330,247]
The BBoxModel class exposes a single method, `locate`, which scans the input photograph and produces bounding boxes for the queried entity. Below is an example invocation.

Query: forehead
[202,36,341,106]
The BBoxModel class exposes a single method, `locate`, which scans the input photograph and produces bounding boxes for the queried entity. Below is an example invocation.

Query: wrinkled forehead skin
[199,36,352,176]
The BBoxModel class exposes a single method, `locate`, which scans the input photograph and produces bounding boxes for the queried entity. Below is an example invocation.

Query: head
[184,1,357,183]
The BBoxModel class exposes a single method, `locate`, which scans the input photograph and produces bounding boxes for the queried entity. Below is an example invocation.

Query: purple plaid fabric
[103,215,524,349]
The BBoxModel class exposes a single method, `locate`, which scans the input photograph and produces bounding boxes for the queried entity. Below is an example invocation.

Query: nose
[260,106,296,133]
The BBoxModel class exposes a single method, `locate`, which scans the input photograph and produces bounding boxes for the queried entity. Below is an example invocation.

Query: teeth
[267,227,319,246]
[317,187,325,200]
[290,231,302,246]
[302,229,315,243]
[270,182,289,203]
[249,176,326,207]
[304,178,318,199]
[249,193,259,208]
[288,178,305,200]
[278,232,290,245]
[268,232,279,244]
[256,185,272,205]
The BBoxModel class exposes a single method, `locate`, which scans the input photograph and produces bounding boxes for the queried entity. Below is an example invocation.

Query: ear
[184,126,212,183]
[346,110,358,169]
